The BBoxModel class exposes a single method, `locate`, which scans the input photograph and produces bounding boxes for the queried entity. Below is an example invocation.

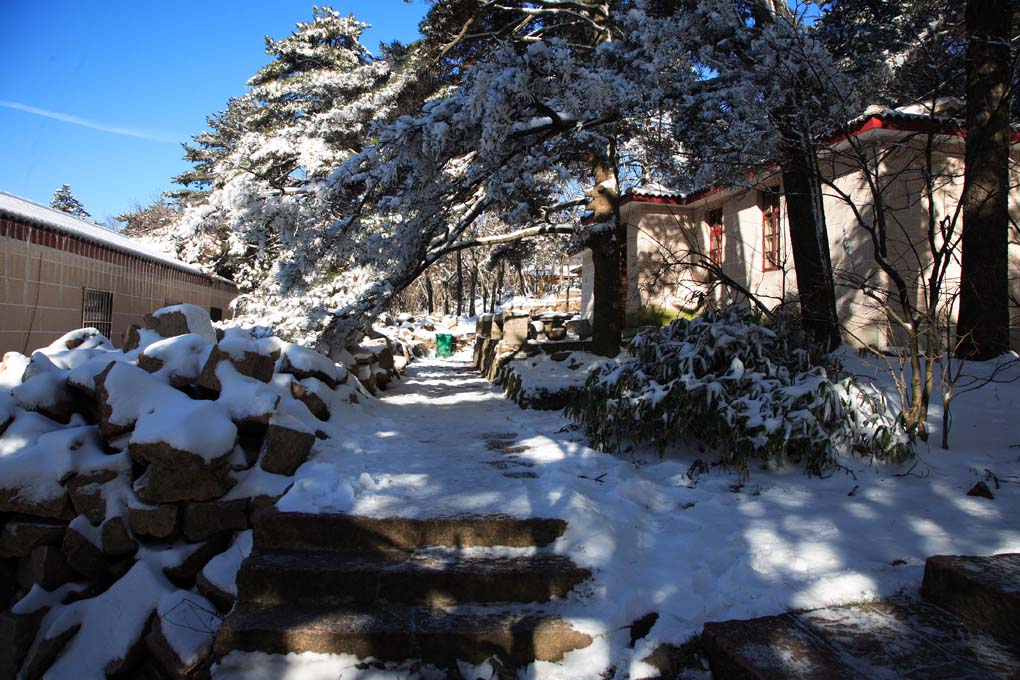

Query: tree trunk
[746,0,841,352]
[956,0,1011,359]
[587,156,623,357]
[494,264,504,313]
[456,251,464,317]
[425,274,434,314]
[780,137,842,352]
[469,263,478,317]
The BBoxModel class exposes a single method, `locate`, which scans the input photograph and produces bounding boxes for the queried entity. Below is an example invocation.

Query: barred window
[82,288,113,338]
[760,189,782,271]
[707,209,724,265]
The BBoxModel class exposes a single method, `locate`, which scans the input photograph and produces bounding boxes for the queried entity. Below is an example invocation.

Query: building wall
[623,136,1020,350]
[624,190,797,324]
[1,216,236,353]
[576,249,594,320]
[624,203,704,323]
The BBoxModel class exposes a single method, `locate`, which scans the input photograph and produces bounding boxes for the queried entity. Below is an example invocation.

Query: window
[760,188,782,271]
[707,209,724,265]
[210,307,223,322]
[82,288,113,338]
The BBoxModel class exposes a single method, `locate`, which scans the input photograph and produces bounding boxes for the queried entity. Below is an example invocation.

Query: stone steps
[253,510,567,552]
[238,550,590,607]
[215,603,592,668]
[702,554,1020,679]
[215,511,592,671]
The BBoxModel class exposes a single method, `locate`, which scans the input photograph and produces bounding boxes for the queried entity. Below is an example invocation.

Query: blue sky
[0,1,428,226]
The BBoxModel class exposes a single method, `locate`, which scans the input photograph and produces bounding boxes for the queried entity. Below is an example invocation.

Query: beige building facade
[1,191,236,353]
[579,108,1020,349]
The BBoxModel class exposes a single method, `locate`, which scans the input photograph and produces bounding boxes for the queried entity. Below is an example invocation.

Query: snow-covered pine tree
[170,7,438,337]
[308,0,702,356]
[169,95,259,207]
[116,197,180,238]
[50,184,91,220]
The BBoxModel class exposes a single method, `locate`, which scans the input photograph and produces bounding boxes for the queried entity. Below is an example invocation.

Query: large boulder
[143,305,217,344]
[11,353,75,424]
[209,362,281,427]
[16,545,77,590]
[259,416,315,476]
[181,498,250,542]
[62,518,118,580]
[0,487,72,521]
[566,318,592,339]
[137,334,213,388]
[164,534,232,587]
[196,530,252,613]
[277,344,342,388]
[0,519,67,559]
[289,380,330,421]
[133,462,235,505]
[0,606,48,680]
[196,345,275,394]
[66,470,120,526]
[100,516,138,557]
[127,498,179,539]
[362,339,395,371]
[146,591,219,680]
[95,361,149,438]
[501,315,530,349]
[108,360,237,470]
[0,422,127,522]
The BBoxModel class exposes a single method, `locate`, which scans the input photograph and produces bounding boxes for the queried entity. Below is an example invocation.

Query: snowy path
[267,352,1020,679]
[280,353,611,520]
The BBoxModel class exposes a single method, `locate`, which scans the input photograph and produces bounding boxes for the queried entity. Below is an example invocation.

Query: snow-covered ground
[220,349,1020,679]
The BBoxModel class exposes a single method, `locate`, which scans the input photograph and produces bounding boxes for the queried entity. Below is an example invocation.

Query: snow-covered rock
[143,304,218,344]
[277,341,343,387]
[0,302,405,679]
[146,590,220,679]
[259,414,316,476]
[137,333,213,387]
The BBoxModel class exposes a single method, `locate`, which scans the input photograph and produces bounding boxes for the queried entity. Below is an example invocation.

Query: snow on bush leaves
[566,307,911,477]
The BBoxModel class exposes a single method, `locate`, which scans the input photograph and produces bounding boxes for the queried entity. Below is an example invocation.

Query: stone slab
[237,551,590,608]
[214,604,592,668]
[702,595,1020,679]
[253,512,568,552]
[922,553,1020,643]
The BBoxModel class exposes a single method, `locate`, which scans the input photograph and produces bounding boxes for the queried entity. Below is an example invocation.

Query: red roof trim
[828,114,965,146]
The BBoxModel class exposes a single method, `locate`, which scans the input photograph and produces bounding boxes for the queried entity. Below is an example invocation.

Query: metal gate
[82,288,113,338]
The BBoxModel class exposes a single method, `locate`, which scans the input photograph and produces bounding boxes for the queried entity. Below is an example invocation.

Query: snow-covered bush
[566,307,911,477]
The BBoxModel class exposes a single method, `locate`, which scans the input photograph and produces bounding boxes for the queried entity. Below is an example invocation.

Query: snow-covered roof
[0,190,233,285]
[838,97,973,138]
[625,183,686,201]
[893,96,964,117]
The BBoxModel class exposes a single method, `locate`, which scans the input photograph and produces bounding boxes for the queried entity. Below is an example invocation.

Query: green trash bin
[436,333,454,358]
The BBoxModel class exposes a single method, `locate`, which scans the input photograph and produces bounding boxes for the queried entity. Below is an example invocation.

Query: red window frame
[761,189,782,271]
[707,208,724,265]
